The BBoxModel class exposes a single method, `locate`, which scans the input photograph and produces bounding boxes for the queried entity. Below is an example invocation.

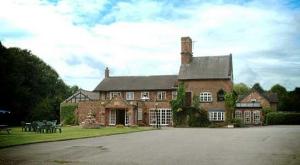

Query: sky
[0,0,299,91]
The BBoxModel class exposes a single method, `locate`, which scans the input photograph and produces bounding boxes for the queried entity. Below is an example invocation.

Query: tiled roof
[94,75,178,91]
[64,89,100,102]
[237,89,278,103]
[178,55,232,80]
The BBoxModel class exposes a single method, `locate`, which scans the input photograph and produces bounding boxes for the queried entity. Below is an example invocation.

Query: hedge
[266,112,300,125]
[60,103,78,125]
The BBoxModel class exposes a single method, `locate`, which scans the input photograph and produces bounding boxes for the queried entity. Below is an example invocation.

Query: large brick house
[61,37,233,126]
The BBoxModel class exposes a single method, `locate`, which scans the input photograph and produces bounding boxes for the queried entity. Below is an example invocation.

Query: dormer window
[251,99,257,103]
[217,89,225,101]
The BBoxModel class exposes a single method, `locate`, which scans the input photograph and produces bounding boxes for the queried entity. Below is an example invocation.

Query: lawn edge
[0,127,156,149]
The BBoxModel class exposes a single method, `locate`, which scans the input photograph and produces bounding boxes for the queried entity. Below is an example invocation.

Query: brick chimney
[105,67,109,78]
[181,37,193,64]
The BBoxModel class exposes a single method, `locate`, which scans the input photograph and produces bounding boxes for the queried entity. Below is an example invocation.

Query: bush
[231,118,244,127]
[208,122,227,128]
[266,112,300,125]
[60,104,78,125]
[262,107,274,124]
[116,124,124,128]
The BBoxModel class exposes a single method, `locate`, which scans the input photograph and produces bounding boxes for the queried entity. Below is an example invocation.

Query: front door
[116,109,125,125]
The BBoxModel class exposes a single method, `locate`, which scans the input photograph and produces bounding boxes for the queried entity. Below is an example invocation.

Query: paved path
[0,126,300,165]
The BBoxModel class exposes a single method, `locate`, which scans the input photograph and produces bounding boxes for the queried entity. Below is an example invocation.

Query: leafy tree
[234,83,250,95]
[224,92,237,123]
[270,84,288,111]
[170,82,186,126]
[0,42,73,125]
[252,83,264,93]
[192,94,200,108]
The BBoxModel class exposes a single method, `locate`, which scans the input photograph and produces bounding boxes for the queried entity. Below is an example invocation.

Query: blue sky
[0,0,299,91]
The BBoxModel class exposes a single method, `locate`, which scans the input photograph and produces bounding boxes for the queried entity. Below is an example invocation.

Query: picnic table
[0,125,11,134]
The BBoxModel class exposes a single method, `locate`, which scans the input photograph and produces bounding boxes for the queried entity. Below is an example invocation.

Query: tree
[252,83,264,93]
[0,43,73,125]
[270,84,288,111]
[224,92,237,123]
[234,83,250,95]
[170,82,186,126]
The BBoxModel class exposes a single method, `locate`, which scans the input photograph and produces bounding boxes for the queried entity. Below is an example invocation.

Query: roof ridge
[193,54,231,58]
[107,75,178,78]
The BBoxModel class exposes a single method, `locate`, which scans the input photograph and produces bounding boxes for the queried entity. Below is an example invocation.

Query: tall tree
[234,83,250,95]
[252,83,264,93]
[0,42,72,124]
[270,84,289,111]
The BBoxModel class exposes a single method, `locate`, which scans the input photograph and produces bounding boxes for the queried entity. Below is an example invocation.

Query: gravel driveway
[0,126,300,165]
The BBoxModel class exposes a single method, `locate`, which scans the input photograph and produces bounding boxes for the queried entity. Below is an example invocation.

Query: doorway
[116,109,125,125]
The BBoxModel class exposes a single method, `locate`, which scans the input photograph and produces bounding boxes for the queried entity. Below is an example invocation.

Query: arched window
[217,89,225,101]
[199,92,212,102]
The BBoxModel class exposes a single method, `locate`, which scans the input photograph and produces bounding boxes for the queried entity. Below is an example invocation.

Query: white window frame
[125,110,129,126]
[138,108,143,121]
[235,110,242,119]
[109,109,116,125]
[149,108,172,126]
[157,91,166,101]
[110,92,121,100]
[208,111,224,121]
[172,91,177,100]
[244,111,251,124]
[126,92,134,100]
[253,110,260,124]
[200,92,213,102]
[140,91,149,100]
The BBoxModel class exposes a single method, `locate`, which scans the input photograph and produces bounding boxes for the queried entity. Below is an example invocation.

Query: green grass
[0,126,153,148]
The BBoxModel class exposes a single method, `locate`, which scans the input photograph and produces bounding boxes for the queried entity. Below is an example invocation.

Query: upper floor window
[110,92,121,100]
[200,92,212,102]
[126,92,134,100]
[141,91,149,100]
[157,91,166,100]
[172,91,177,100]
[217,89,225,101]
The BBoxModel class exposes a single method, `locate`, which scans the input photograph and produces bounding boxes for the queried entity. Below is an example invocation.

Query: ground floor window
[253,110,260,124]
[149,109,172,126]
[125,110,129,125]
[109,109,116,125]
[244,111,251,124]
[208,111,224,121]
[235,110,242,119]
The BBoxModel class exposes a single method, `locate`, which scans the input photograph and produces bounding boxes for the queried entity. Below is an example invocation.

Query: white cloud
[0,0,299,91]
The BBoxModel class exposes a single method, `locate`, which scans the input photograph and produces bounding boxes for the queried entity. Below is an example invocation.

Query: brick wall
[240,90,271,108]
[181,79,233,110]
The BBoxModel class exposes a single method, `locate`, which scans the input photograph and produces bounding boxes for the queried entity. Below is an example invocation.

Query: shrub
[208,122,227,128]
[60,104,78,125]
[231,118,244,127]
[116,124,124,128]
[266,112,300,125]
[262,107,274,124]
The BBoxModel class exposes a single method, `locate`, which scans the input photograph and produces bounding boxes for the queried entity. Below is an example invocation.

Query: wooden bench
[0,125,11,134]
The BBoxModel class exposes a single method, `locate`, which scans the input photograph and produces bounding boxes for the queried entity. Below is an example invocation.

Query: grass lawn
[0,126,153,148]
